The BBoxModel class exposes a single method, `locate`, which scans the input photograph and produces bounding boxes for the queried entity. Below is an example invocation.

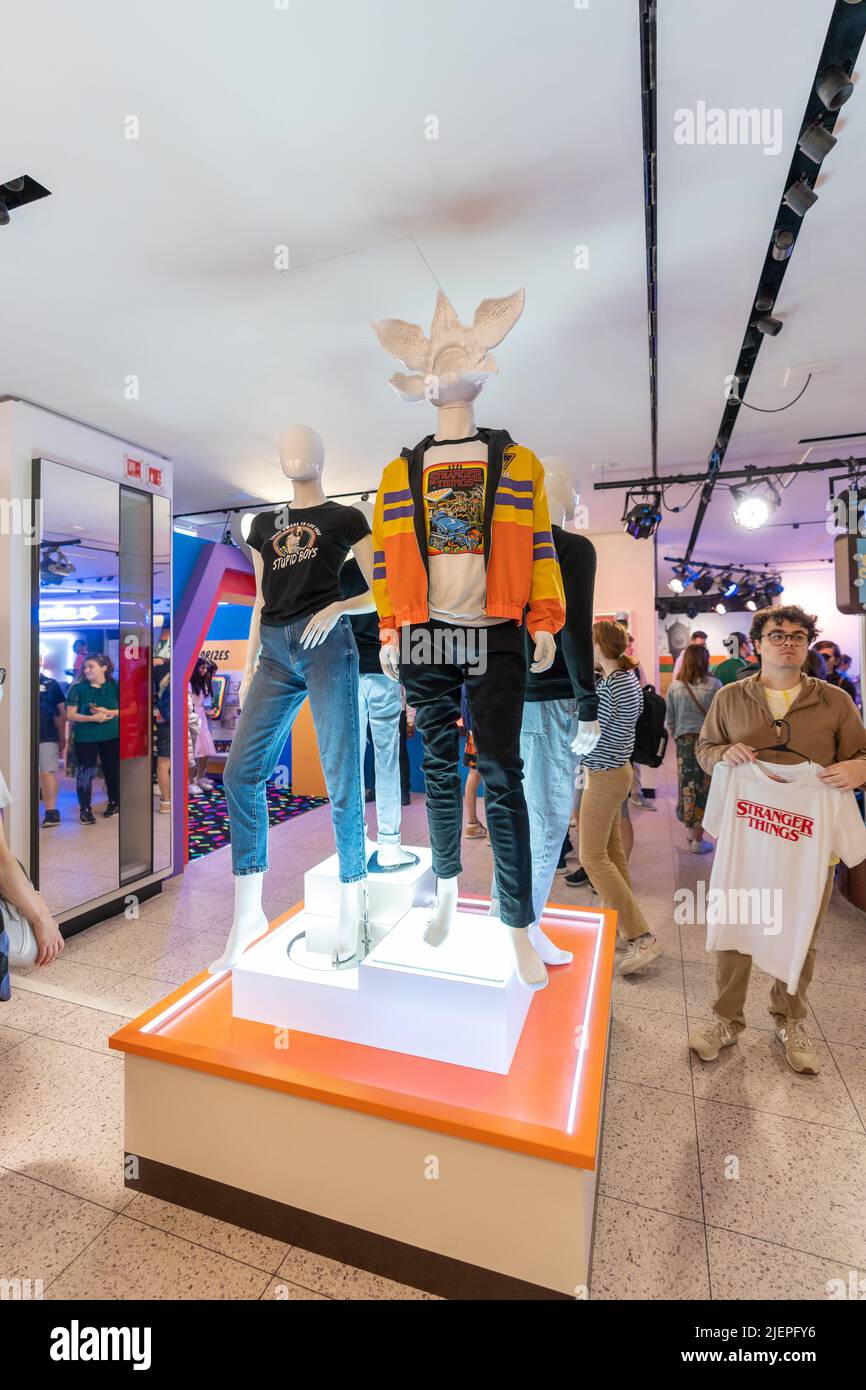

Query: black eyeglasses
[762,631,809,647]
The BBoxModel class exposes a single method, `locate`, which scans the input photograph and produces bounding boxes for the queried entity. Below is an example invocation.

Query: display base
[111,898,616,1299]
[233,905,532,1072]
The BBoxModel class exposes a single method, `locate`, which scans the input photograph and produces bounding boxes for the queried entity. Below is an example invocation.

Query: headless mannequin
[210,426,376,973]
[348,498,415,870]
[374,291,557,990]
[520,461,600,967]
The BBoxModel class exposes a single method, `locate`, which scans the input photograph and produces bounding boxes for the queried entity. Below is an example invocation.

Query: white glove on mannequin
[571,719,601,757]
[530,630,556,674]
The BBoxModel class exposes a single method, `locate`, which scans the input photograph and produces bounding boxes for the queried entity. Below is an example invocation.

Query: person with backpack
[665,643,721,853]
[569,620,662,976]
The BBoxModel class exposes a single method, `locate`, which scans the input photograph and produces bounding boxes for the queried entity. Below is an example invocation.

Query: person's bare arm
[0,819,63,965]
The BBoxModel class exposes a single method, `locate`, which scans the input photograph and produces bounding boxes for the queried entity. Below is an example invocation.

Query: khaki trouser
[579,763,651,941]
[714,866,835,1031]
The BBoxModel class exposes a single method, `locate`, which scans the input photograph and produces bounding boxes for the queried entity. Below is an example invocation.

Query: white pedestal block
[232,906,533,1073]
[303,846,435,927]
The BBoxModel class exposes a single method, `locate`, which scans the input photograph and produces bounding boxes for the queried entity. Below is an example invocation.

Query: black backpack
[632,684,669,768]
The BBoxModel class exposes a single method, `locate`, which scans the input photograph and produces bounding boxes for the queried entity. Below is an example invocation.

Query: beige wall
[588,530,658,686]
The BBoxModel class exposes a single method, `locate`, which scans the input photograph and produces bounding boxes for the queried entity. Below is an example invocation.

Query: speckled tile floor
[5,764,866,1300]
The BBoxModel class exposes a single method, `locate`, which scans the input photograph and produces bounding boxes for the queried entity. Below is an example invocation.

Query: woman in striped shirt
[577,621,662,976]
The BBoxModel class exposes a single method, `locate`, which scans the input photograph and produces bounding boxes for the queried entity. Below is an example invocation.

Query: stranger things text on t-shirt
[424,462,486,556]
[736,798,815,843]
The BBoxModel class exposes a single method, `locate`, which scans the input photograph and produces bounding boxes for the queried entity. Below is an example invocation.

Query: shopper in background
[804,649,828,681]
[189,658,217,793]
[838,653,860,706]
[66,637,89,681]
[713,632,753,686]
[691,605,866,1074]
[38,667,67,827]
[666,643,721,853]
[672,629,707,681]
[66,654,120,824]
[813,640,858,703]
[569,621,662,976]
[626,631,656,812]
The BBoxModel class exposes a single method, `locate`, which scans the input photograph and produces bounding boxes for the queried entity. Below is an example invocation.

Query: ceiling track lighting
[816,63,855,111]
[797,118,838,164]
[731,480,781,530]
[783,175,819,217]
[755,314,784,336]
[623,491,662,540]
[693,571,714,595]
[771,227,795,261]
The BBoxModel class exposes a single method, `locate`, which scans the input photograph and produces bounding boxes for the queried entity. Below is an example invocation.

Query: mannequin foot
[210,872,267,973]
[209,911,269,973]
[505,926,549,991]
[375,844,417,869]
[333,879,369,964]
[423,876,458,947]
[529,921,573,967]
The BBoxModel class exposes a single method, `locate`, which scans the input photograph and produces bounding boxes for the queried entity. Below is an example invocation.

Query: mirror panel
[152,495,172,873]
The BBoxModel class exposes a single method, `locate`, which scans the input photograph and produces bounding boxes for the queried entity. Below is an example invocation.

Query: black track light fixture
[798,118,838,164]
[816,63,855,111]
[771,227,795,262]
[783,176,818,217]
[755,314,784,337]
[693,571,714,595]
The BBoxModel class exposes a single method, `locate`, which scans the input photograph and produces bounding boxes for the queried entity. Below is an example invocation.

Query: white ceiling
[0,0,649,516]
[3,0,863,584]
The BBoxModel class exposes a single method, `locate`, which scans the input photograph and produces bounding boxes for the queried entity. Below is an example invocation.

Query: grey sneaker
[619,933,662,976]
[775,1019,820,1074]
[688,1017,738,1061]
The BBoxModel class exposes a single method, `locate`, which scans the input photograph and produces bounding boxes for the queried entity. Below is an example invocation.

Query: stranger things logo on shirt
[736,798,815,843]
[424,462,485,556]
[270,522,320,569]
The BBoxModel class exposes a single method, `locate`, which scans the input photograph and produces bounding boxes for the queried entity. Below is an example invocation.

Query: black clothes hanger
[751,718,810,763]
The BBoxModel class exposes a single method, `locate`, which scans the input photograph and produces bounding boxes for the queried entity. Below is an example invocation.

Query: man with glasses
[690,606,866,1075]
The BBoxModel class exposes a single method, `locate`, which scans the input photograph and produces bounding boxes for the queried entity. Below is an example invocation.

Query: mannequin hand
[379,631,400,682]
[530,630,556,674]
[571,719,601,756]
[300,601,343,649]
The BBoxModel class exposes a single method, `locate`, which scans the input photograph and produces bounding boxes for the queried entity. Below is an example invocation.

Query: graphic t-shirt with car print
[421,436,502,627]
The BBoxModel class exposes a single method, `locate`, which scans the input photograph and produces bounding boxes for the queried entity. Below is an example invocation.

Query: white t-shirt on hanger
[702,759,866,992]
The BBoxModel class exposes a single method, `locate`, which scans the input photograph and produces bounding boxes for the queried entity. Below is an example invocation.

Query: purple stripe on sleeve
[383,489,413,504]
[494,492,534,510]
[532,546,557,560]
[383,504,415,521]
[498,478,533,492]
[373,550,385,562]
[532,530,553,544]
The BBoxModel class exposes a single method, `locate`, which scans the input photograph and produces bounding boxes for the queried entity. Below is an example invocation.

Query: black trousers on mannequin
[399,621,533,929]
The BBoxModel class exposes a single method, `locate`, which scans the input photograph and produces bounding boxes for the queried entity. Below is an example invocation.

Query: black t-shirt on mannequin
[247,502,370,628]
[338,556,381,675]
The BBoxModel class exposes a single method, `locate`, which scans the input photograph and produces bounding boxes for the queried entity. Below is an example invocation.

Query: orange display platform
[111,898,616,1299]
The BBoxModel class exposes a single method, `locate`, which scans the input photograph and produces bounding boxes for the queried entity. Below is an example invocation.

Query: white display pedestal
[304,847,435,926]
[232,904,532,1072]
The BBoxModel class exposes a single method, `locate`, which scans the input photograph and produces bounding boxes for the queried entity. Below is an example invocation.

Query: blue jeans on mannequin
[224,615,366,882]
[490,697,578,929]
[358,673,402,845]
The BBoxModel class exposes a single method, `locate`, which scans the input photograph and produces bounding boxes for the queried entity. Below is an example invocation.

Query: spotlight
[783,176,818,217]
[745,598,758,611]
[623,492,662,540]
[2,177,24,193]
[686,603,698,620]
[693,571,714,595]
[721,573,740,599]
[771,228,795,262]
[668,562,696,593]
[798,119,837,164]
[732,482,780,530]
[755,315,784,336]
[0,200,9,227]
[755,288,776,314]
[816,64,854,112]
[766,577,784,597]
[714,601,727,615]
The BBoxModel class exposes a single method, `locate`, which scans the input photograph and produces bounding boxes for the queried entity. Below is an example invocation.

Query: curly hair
[749,604,818,648]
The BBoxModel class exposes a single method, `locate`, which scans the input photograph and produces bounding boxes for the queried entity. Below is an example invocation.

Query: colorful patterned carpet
[187,778,328,860]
